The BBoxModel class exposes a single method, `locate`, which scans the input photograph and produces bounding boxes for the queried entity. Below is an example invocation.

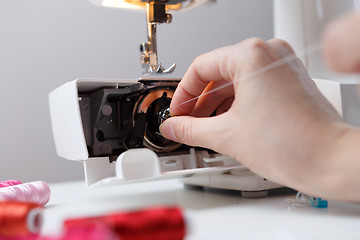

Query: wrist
[299,122,360,202]
[322,124,360,202]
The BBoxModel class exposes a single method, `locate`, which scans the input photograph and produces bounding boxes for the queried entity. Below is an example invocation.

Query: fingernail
[159,121,177,142]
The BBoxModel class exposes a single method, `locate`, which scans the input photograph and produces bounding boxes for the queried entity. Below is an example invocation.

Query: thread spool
[0,181,50,206]
[0,180,22,188]
[64,206,186,240]
[62,222,118,240]
[0,202,43,238]
[7,223,117,240]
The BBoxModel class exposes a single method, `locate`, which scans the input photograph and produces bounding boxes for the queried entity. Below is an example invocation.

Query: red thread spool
[63,222,118,240]
[64,206,186,240]
[0,202,43,238]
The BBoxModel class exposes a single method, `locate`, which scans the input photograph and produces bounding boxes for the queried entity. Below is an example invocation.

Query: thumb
[159,115,228,151]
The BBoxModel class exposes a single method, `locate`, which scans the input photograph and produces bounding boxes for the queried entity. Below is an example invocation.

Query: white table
[43,179,360,240]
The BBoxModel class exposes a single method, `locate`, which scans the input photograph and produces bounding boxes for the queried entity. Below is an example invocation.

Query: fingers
[190,80,234,117]
[170,38,296,118]
[159,114,231,151]
[170,38,271,117]
[267,39,296,58]
[323,12,360,73]
[170,44,239,117]
[216,97,234,115]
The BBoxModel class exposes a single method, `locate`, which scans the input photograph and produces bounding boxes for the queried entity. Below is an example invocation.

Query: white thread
[170,42,323,110]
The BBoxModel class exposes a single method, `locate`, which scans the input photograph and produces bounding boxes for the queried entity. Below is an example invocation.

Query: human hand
[160,38,347,197]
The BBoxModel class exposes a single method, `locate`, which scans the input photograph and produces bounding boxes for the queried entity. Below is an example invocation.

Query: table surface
[43,179,360,240]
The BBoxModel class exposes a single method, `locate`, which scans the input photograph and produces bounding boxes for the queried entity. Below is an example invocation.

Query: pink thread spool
[0,180,22,188]
[0,181,51,206]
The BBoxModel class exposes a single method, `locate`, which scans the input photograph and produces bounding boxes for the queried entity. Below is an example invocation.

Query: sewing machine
[49,0,360,197]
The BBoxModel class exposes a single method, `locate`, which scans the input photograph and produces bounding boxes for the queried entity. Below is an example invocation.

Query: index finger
[170,44,238,116]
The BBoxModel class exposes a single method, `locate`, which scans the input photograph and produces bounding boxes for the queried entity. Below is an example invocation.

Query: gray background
[0,0,273,183]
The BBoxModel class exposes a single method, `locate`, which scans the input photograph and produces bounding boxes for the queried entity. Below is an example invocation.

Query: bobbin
[133,88,181,152]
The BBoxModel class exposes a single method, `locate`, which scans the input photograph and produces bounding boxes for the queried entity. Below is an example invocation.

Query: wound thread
[0,181,51,206]
[0,201,43,237]
[64,206,186,240]
[0,180,22,188]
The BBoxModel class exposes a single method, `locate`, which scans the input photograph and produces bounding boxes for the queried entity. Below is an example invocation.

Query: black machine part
[78,80,182,159]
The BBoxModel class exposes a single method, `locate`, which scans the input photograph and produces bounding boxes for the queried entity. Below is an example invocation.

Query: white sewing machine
[49,0,360,197]
[275,0,360,128]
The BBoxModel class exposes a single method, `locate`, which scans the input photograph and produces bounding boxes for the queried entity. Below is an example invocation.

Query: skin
[160,12,360,203]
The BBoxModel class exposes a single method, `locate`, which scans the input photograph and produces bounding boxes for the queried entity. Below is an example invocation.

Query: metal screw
[160,107,171,124]
[101,104,113,116]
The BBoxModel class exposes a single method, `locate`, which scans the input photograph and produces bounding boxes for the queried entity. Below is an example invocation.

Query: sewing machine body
[49,0,360,195]
[49,78,283,197]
